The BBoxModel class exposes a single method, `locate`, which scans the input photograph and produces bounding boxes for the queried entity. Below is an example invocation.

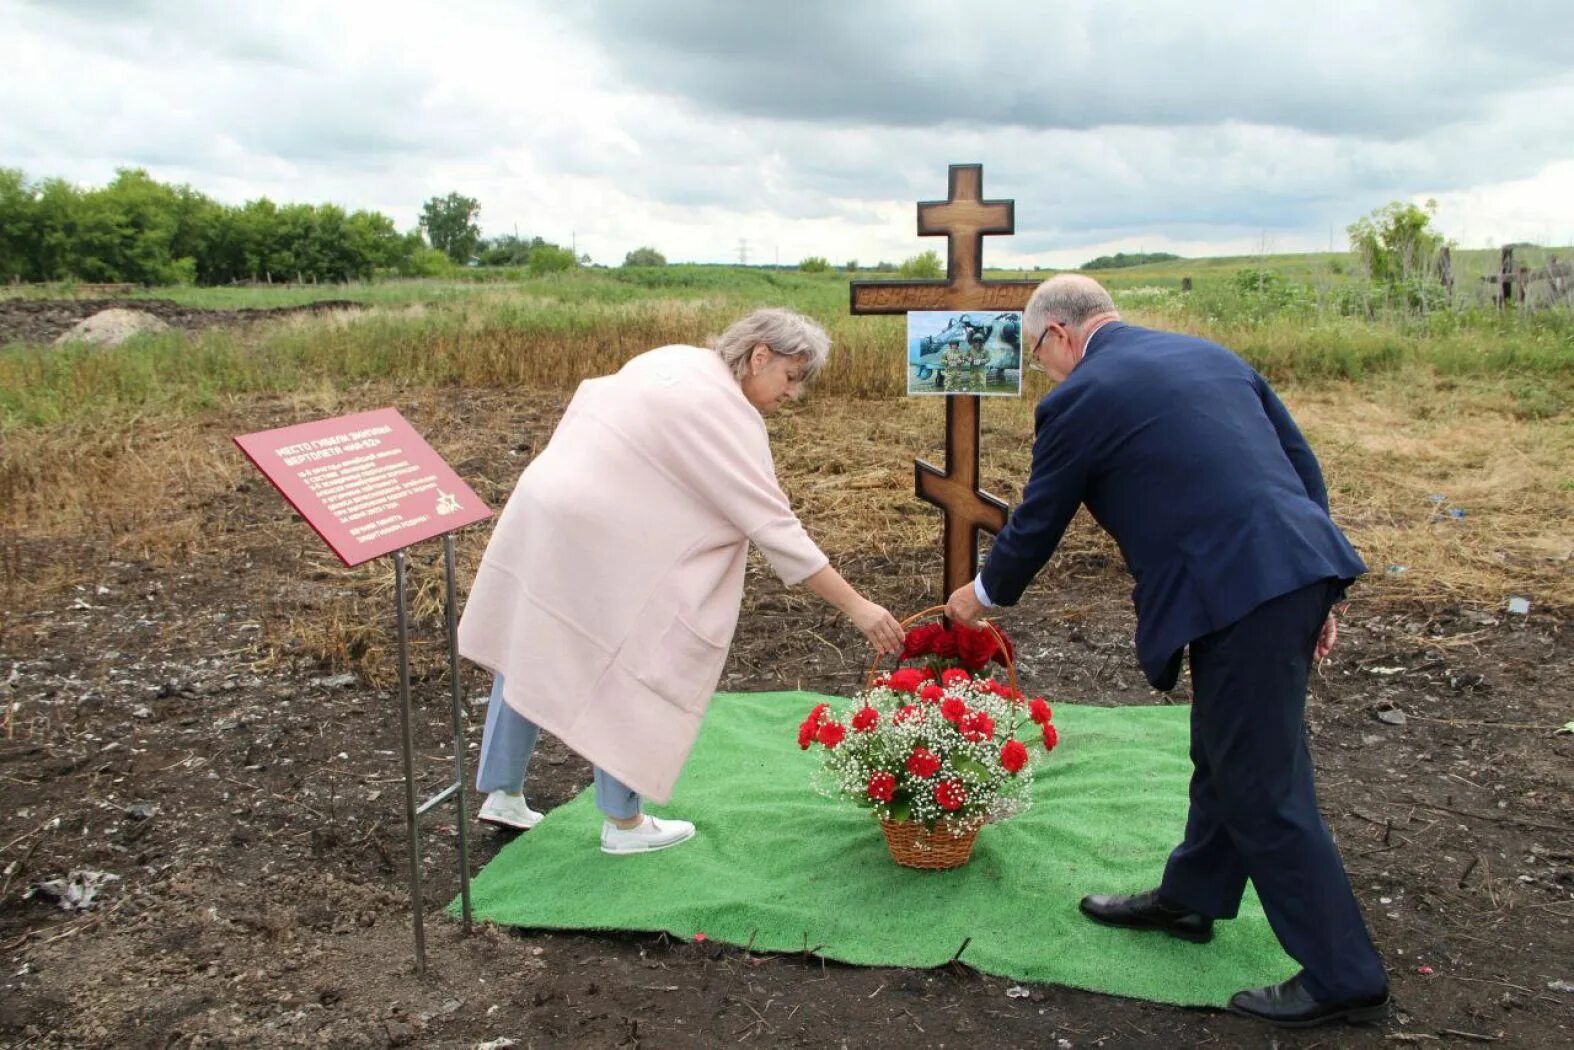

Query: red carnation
[954,623,999,670]
[867,770,896,803]
[940,696,968,723]
[1041,722,1060,751]
[1000,739,1029,774]
[817,721,847,749]
[806,702,830,728]
[983,679,1023,702]
[893,704,923,724]
[934,778,966,811]
[1028,698,1053,725]
[960,710,995,742]
[932,629,959,658]
[851,705,880,733]
[797,719,815,750]
[906,746,942,778]
[919,683,945,705]
[940,667,972,688]
[887,668,927,693]
[899,623,945,660]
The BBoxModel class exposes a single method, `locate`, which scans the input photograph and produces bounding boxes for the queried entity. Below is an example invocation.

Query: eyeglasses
[1027,322,1061,372]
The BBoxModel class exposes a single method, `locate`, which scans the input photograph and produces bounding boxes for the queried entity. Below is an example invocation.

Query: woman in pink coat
[458,307,904,854]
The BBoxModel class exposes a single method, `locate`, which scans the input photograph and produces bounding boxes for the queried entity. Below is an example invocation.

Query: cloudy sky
[6,0,1574,267]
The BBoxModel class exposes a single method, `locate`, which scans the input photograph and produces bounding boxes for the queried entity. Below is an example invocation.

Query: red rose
[940,696,968,723]
[851,706,880,733]
[867,770,896,803]
[919,683,945,705]
[887,668,927,693]
[954,623,998,670]
[899,623,945,660]
[817,721,847,749]
[940,667,972,688]
[1000,739,1029,774]
[906,746,942,778]
[934,778,966,811]
[960,710,995,742]
[1041,722,1060,751]
[1029,698,1053,725]
[893,704,923,724]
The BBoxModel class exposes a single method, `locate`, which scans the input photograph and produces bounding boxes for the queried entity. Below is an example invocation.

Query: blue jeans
[475,675,641,820]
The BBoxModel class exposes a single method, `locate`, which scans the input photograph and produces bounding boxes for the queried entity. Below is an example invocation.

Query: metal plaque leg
[393,550,427,975]
[444,534,474,931]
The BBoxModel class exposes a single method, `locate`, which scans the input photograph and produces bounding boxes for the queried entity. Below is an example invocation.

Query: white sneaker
[600,815,696,855]
[478,790,544,830]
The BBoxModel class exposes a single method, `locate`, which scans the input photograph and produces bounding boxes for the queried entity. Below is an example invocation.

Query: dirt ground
[0,297,365,346]
[1,386,1570,1049]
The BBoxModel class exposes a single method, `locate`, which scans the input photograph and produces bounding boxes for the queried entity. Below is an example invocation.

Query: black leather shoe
[1078,889,1214,943]
[1228,974,1390,1028]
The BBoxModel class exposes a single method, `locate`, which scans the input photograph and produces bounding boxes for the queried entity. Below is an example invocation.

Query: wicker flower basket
[865,606,1017,871]
[878,816,982,870]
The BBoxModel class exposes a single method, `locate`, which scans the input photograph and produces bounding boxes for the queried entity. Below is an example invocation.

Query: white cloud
[2,0,1570,267]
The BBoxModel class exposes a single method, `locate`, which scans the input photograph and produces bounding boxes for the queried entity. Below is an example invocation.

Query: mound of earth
[1,297,366,346]
[52,308,172,347]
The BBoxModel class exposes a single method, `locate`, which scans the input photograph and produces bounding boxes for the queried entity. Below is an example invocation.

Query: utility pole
[738,238,749,266]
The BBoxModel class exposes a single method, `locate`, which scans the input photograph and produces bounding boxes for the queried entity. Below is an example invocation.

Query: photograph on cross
[905,310,1024,397]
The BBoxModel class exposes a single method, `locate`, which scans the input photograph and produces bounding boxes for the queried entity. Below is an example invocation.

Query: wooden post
[849,164,1035,600]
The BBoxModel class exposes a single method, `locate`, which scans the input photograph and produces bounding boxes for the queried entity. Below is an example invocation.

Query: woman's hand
[851,599,905,657]
[801,565,904,655]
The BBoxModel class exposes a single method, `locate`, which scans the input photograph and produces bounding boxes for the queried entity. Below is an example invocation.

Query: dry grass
[2,355,1567,683]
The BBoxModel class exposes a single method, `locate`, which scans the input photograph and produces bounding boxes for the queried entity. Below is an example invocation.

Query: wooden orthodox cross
[850,164,1038,600]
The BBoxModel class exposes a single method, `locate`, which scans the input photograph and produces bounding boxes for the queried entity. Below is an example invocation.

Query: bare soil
[1,388,1569,1049]
[0,298,365,346]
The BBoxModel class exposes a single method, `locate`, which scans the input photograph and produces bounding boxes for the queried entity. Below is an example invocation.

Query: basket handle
[864,605,1018,695]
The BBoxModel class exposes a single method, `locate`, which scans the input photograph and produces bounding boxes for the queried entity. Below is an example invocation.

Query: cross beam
[850,164,1038,315]
[850,163,1035,599]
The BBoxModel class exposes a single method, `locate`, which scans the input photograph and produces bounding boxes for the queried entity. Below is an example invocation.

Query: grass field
[1,253,1571,645]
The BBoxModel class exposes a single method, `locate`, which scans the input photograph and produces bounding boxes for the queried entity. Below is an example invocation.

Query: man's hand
[946,581,986,628]
[1314,612,1339,663]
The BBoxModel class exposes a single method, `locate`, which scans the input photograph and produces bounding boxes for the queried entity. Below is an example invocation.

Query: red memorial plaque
[235,407,491,566]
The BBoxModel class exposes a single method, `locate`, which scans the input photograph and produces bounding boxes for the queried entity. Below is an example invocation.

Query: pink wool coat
[458,345,829,802]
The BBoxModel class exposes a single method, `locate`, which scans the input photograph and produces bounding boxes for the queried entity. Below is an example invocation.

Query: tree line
[0,169,580,286]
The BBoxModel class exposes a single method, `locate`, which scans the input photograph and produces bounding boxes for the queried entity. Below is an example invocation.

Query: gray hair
[710,307,831,382]
[1024,275,1118,335]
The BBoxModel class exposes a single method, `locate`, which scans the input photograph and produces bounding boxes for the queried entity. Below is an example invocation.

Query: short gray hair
[1024,275,1118,334]
[710,307,831,381]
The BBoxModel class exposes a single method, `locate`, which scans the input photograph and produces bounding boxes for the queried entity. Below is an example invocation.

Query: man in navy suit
[947,275,1389,1029]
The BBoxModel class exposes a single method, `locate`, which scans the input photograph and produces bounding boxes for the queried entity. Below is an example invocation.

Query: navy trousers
[1158,579,1387,1002]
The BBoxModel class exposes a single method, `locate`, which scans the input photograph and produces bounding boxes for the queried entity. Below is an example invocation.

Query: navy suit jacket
[979,322,1367,690]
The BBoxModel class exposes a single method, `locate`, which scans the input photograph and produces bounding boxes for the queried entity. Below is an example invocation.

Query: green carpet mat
[455,693,1297,1007]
